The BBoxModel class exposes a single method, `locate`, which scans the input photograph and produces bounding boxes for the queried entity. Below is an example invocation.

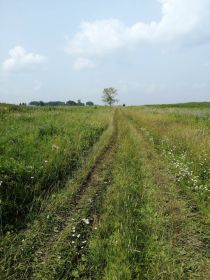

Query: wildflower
[0,181,3,186]
[52,144,59,150]
[31,176,34,179]
[53,227,59,233]
[44,160,48,163]
[82,218,90,225]
[77,234,80,238]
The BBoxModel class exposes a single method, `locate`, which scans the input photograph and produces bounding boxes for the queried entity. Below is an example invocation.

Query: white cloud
[2,46,46,75]
[73,57,96,70]
[67,20,126,57]
[66,0,210,61]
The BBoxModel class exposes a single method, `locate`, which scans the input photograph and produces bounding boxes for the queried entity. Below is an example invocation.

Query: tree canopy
[86,101,94,106]
[102,87,118,106]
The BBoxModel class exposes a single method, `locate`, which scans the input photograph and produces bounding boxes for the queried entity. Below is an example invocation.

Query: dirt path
[3,110,209,280]
[23,113,118,279]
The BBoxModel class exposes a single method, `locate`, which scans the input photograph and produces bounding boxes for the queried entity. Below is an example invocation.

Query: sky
[0,0,210,105]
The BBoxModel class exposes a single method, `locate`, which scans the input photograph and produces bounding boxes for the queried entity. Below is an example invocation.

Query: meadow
[0,104,111,231]
[0,103,209,279]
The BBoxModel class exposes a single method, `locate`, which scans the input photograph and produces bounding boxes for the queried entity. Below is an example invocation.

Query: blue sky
[0,0,210,105]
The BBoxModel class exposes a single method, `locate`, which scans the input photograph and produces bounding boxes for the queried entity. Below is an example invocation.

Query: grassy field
[0,103,209,279]
[0,104,112,231]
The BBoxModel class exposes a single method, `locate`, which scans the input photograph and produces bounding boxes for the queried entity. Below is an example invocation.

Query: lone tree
[102,87,118,106]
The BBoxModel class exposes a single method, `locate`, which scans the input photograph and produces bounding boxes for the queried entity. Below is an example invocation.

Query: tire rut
[30,112,118,279]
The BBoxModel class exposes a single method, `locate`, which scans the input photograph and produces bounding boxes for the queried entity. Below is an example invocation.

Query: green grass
[81,110,209,279]
[124,107,210,216]
[0,105,209,279]
[145,101,210,109]
[0,105,112,231]
[86,113,150,279]
[0,110,115,279]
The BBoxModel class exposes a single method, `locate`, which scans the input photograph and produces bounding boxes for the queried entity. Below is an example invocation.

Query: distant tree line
[29,100,94,107]
[27,86,120,107]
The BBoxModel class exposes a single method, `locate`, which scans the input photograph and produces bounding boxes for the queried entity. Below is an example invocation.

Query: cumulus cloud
[2,46,46,75]
[73,57,96,70]
[66,0,210,64]
[67,20,126,57]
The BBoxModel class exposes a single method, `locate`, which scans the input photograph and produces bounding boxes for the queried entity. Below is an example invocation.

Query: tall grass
[124,108,210,216]
[1,105,209,279]
[0,113,115,279]
[0,105,112,231]
[84,110,210,279]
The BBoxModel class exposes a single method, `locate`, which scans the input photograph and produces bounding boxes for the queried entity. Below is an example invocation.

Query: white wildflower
[82,218,90,225]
